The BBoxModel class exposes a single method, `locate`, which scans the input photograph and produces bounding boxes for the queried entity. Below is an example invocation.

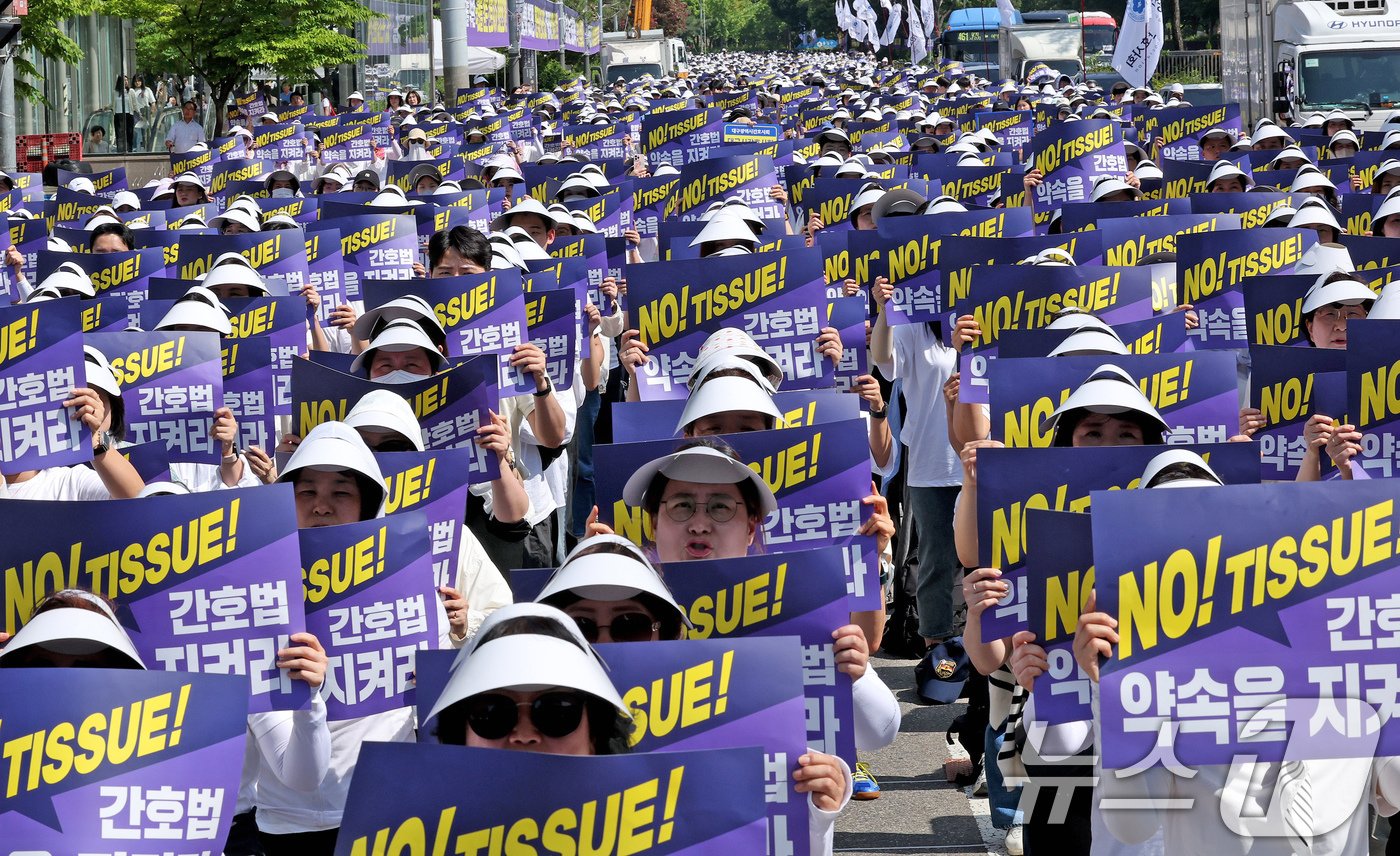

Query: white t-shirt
[1,466,111,501]
[877,324,962,487]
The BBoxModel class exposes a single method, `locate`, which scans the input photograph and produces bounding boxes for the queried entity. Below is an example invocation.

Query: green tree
[110,0,376,134]
[13,0,102,105]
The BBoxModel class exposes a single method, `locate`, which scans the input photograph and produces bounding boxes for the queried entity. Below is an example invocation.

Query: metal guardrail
[1156,49,1222,81]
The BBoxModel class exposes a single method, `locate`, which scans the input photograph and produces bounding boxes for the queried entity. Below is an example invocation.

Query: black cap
[353,169,381,189]
[915,638,970,704]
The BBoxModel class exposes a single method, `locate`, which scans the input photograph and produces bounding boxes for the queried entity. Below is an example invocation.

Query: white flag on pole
[1112,0,1164,88]
[880,2,903,45]
[997,0,1017,28]
[907,1,928,64]
[921,0,937,40]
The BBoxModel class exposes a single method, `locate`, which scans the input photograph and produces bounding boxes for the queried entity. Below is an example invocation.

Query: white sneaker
[1004,825,1024,856]
[972,769,988,796]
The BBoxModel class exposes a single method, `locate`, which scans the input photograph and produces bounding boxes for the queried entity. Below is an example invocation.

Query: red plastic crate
[16,132,82,167]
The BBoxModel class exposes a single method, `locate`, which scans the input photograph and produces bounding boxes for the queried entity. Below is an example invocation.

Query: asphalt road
[833,654,1001,856]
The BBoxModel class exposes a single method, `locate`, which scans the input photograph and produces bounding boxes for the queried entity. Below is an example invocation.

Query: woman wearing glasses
[536,534,689,643]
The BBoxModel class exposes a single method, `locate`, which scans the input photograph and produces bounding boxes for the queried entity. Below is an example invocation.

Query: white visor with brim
[40,264,97,298]
[156,298,232,335]
[202,261,270,295]
[1045,309,1113,333]
[502,227,553,260]
[1042,364,1168,436]
[678,376,783,434]
[491,197,557,231]
[1047,328,1129,357]
[689,215,761,248]
[350,319,446,375]
[538,551,691,629]
[1374,190,1400,230]
[344,389,426,451]
[1294,243,1355,277]
[1207,160,1251,189]
[1370,283,1400,320]
[1090,177,1142,201]
[687,355,779,396]
[1140,448,1224,489]
[1289,201,1343,233]
[1291,170,1335,193]
[1302,276,1376,314]
[0,607,144,669]
[351,295,447,345]
[84,345,122,398]
[277,421,387,511]
[693,329,782,389]
[210,207,262,233]
[622,445,777,518]
[426,633,630,725]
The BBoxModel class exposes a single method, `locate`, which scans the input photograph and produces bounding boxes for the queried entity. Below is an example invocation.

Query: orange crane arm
[632,0,652,31]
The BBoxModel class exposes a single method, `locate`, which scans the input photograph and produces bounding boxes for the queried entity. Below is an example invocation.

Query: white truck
[600,29,689,83]
[997,23,1085,82]
[1222,0,1400,132]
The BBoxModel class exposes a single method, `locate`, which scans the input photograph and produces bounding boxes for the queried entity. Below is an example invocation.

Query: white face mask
[271,187,295,198]
[375,369,431,385]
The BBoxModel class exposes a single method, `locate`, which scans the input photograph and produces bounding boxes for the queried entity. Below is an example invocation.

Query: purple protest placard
[336,744,767,855]
[663,154,784,222]
[642,107,725,168]
[1177,228,1316,348]
[958,265,1160,404]
[1251,344,1347,480]
[0,670,248,854]
[601,637,812,856]
[525,286,578,392]
[177,232,310,290]
[319,123,376,162]
[1094,480,1400,768]
[1348,319,1400,478]
[0,485,309,712]
[292,356,501,480]
[1023,507,1096,725]
[627,249,830,400]
[376,448,479,590]
[609,389,860,443]
[0,300,89,474]
[1028,119,1128,226]
[90,331,224,465]
[593,419,880,610]
[974,442,1262,641]
[307,213,417,300]
[660,548,859,764]
[222,337,277,453]
[300,510,442,720]
[827,295,867,400]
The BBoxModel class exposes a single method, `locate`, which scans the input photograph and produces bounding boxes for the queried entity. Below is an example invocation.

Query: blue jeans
[909,485,961,640]
[569,388,602,538]
[985,725,1023,829]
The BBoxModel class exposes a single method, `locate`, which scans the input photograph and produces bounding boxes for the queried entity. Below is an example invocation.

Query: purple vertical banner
[626,250,830,400]
[0,670,248,854]
[987,351,1239,448]
[827,294,867,401]
[291,356,502,480]
[593,420,881,610]
[659,548,858,764]
[663,155,784,222]
[9,216,49,290]
[304,227,348,328]
[300,510,442,720]
[957,265,1159,404]
[89,331,224,465]
[0,485,309,712]
[1023,508,1096,725]
[1348,319,1400,478]
[1093,480,1400,768]
[376,448,478,590]
[335,744,767,855]
[222,336,277,453]
[974,443,1262,641]
[1028,119,1127,226]
[0,300,89,474]
[1177,228,1316,349]
[307,214,417,300]
[600,638,813,856]
[525,287,579,392]
[1250,344,1347,480]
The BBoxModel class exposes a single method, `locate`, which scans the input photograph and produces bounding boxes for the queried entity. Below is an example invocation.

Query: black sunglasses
[571,612,660,643]
[465,691,587,740]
